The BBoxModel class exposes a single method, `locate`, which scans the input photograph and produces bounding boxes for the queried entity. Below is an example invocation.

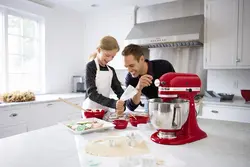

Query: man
[122,44,175,111]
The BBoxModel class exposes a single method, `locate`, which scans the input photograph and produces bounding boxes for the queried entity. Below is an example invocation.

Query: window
[0,6,44,94]
[0,9,5,94]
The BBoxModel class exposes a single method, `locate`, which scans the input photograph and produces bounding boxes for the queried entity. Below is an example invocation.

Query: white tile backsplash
[149,47,207,93]
[207,69,250,96]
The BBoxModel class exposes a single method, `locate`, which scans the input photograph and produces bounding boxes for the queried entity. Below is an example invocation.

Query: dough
[85,136,150,157]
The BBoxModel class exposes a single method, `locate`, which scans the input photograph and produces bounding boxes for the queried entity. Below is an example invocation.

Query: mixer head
[154,72,201,102]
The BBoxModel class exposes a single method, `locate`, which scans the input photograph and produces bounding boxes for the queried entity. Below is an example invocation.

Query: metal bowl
[149,98,189,130]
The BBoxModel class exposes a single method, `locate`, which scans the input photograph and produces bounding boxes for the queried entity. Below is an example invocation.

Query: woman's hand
[116,100,125,116]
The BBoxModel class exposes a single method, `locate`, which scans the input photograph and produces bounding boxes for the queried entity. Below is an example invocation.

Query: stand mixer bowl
[149,98,189,131]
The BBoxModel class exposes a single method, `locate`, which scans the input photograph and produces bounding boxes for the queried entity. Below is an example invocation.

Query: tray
[60,118,115,134]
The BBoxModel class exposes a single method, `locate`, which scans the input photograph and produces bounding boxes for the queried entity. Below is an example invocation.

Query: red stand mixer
[149,72,207,145]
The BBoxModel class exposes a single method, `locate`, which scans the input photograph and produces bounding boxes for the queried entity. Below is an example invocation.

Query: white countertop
[0,93,86,107]
[203,98,250,108]
[0,118,249,167]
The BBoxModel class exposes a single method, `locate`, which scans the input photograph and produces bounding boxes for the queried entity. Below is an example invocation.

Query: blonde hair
[89,36,120,61]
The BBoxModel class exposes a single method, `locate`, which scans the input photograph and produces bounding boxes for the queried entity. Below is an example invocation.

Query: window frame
[0,5,45,94]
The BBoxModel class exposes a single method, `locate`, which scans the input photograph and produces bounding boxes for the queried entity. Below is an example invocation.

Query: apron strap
[94,58,100,71]
[94,57,112,72]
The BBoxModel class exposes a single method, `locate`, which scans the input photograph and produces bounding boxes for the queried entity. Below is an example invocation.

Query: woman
[82,36,125,119]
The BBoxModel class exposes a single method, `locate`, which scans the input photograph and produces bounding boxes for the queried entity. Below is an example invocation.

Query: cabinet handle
[211,110,219,114]
[9,113,18,117]
[47,103,53,107]
[236,58,241,63]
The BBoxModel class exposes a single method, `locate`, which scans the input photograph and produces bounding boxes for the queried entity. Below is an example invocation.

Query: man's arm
[134,74,153,103]
[125,74,153,111]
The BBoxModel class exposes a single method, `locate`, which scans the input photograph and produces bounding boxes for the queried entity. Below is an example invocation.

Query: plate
[60,118,115,134]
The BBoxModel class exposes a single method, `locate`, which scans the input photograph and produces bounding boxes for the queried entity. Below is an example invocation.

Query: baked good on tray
[1,91,35,103]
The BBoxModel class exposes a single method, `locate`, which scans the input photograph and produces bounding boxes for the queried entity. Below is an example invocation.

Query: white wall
[0,0,85,93]
[82,7,134,70]
[207,70,250,96]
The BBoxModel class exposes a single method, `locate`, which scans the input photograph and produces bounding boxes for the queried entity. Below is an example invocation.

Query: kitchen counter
[0,118,249,167]
[203,98,250,108]
[0,93,86,107]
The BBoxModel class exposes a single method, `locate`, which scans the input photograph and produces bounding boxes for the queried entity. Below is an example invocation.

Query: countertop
[0,93,86,107]
[0,118,249,167]
[203,97,250,108]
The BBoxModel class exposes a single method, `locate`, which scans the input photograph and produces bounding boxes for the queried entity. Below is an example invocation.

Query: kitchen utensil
[150,72,207,145]
[58,97,86,111]
[113,119,128,129]
[84,109,105,119]
[218,93,234,101]
[120,85,138,101]
[129,115,149,127]
[241,89,250,102]
[129,113,137,120]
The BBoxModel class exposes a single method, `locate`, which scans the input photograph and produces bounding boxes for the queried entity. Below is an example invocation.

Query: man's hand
[136,74,153,91]
[116,100,125,116]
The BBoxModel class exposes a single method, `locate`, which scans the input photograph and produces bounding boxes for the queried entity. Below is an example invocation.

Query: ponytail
[89,52,97,61]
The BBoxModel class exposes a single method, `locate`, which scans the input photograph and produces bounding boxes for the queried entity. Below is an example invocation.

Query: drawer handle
[47,103,53,107]
[211,110,219,114]
[10,113,18,117]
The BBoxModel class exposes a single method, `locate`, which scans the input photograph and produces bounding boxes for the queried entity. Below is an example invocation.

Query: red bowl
[241,90,250,102]
[129,115,149,127]
[84,109,105,119]
[113,119,128,129]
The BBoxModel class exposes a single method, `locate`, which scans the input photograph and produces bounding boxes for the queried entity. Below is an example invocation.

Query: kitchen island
[0,118,249,167]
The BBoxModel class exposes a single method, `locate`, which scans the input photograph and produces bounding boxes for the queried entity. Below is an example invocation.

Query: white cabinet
[28,102,63,131]
[204,0,239,69]
[204,0,250,69]
[0,96,84,138]
[0,105,30,138]
[237,0,250,68]
[0,105,29,127]
[199,104,250,123]
[28,98,83,131]
[60,98,83,120]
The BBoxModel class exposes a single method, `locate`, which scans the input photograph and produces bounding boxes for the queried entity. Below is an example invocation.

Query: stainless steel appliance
[72,76,86,93]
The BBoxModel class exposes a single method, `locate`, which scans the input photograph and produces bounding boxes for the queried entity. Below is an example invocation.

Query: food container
[129,115,149,127]
[84,109,105,119]
[241,90,250,102]
[113,119,128,129]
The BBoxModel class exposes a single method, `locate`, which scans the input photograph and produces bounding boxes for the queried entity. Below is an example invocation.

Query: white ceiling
[43,0,177,13]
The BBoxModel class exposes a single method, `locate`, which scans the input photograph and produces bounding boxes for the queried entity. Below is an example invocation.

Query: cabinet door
[0,123,28,138]
[28,99,83,131]
[28,102,62,131]
[59,98,83,117]
[237,0,250,68]
[204,0,239,69]
[200,104,250,123]
[0,105,30,127]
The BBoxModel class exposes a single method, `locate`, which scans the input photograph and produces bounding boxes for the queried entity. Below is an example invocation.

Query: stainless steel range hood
[125,15,204,48]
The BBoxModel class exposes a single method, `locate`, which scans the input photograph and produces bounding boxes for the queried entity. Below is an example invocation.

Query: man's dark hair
[122,44,144,61]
